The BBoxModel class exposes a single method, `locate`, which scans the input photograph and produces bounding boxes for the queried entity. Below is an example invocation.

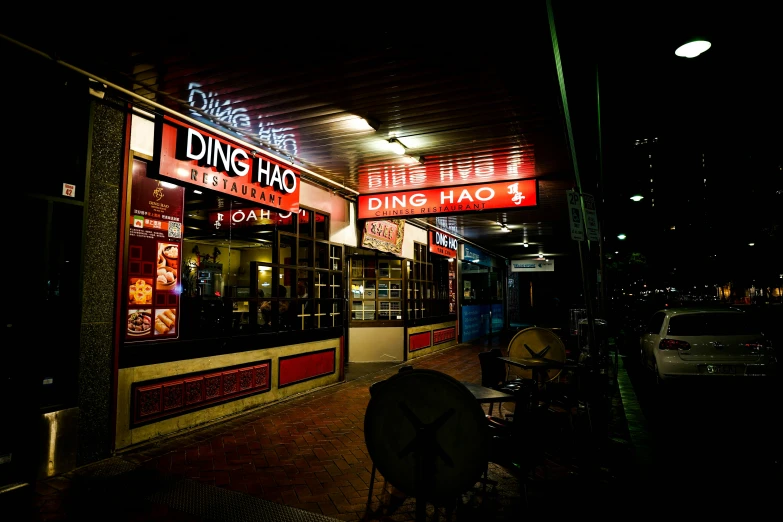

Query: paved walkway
[24,331,643,521]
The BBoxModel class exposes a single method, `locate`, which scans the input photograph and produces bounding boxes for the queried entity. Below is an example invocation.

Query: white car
[639,307,777,386]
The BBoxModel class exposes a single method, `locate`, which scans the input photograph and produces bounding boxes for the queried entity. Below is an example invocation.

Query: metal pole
[547,0,598,360]
[596,65,607,323]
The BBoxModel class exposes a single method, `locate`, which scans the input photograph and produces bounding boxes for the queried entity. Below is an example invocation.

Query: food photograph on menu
[154,308,177,335]
[128,278,154,306]
[155,265,177,290]
[158,242,179,269]
[127,309,153,337]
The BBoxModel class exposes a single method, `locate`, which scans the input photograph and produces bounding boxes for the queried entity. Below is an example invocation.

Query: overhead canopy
[2,1,778,262]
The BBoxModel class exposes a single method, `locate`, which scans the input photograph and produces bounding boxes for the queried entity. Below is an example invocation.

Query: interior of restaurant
[175,190,343,339]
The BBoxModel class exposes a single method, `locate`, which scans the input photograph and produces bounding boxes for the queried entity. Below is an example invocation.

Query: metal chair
[478,348,532,417]
[484,383,544,506]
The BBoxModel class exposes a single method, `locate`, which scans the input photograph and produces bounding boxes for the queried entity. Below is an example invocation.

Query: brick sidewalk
[28,333,637,521]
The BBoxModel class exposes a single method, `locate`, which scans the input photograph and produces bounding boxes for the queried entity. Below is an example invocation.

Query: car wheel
[653,361,665,387]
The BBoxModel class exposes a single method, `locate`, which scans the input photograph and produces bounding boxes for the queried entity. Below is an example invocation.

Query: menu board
[125,159,184,341]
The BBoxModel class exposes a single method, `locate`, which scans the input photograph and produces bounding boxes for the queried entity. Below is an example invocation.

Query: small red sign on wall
[429,230,458,258]
[361,219,405,255]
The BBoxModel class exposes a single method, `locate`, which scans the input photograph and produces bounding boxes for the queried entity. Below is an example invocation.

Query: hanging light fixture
[348,116,380,132]
[388,138,406,155]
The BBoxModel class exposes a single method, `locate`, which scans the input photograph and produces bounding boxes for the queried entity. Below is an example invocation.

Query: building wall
[406,322,458,360]
[348,327,405,362]
[77,95,126,466]
[115,338,342,449]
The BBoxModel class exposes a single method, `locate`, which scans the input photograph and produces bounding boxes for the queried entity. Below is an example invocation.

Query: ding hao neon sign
[154,115,301,214]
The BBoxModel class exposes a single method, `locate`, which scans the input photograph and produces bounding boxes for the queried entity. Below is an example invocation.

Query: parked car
[639,307,777,386]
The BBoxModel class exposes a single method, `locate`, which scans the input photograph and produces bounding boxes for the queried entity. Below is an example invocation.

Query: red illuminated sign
[358,146,536,192]
[429,230,458,258]
[154,115,301,213]
[357,179,537,219]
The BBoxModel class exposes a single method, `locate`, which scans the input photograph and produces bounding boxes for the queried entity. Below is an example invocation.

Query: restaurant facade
[4,39,518,490]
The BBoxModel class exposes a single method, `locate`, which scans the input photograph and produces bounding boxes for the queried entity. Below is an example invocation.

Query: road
[616,305,783,511]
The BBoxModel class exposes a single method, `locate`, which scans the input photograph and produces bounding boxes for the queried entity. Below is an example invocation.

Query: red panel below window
[409,332,432,352]
[279,349,335,387]
[433,327,456,345]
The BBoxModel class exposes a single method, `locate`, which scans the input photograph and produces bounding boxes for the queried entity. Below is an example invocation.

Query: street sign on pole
[582,193,600,242]
[566,190,585,241]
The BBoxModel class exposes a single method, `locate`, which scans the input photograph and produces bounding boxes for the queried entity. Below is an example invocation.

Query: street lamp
[630,195,644,202]
[675,39,712,58]
[617,234,627,240]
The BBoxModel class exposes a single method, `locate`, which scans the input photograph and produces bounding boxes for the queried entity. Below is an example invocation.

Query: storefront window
[178,196,341,339]
[407,242,453,320]
[349,253,403,322]
[461,261,502,302]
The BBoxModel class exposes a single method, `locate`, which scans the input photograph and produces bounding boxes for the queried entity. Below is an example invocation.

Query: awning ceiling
[2,2,778,262]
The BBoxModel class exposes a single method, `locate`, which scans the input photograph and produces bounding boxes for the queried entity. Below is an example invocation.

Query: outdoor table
[460,381,515,404]
[498,356,566,406]
[498,356,565,378]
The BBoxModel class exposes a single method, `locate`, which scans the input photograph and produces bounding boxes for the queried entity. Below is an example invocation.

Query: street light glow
[675,39,712,58]
[617,234,627,240]
[630,195,644,202]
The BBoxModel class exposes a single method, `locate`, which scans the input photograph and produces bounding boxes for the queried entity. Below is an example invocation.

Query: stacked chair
[478,348,539,501]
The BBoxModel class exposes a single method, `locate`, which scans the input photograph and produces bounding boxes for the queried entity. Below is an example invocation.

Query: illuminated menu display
[125,159,184,341]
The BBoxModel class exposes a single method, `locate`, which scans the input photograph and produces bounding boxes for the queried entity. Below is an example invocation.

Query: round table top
[506,327,567,382]
[364,369,489,503]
